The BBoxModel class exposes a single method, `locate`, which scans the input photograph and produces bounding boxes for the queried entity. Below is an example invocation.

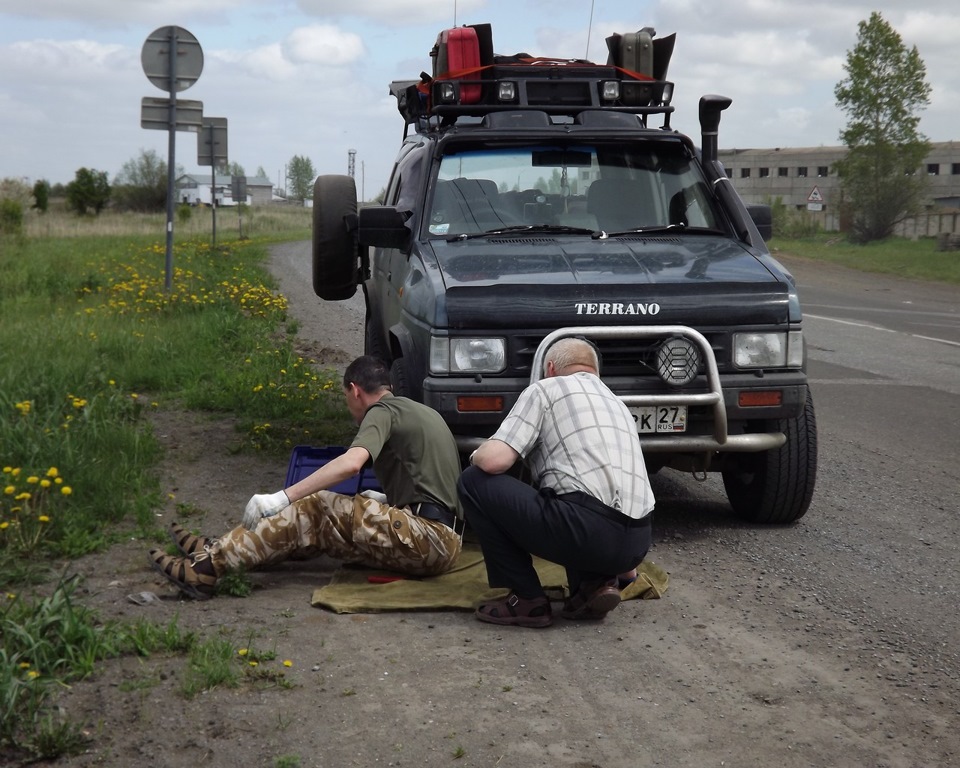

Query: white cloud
[0,0,254,24]
[296,0,487,25]
[283,24,364,66]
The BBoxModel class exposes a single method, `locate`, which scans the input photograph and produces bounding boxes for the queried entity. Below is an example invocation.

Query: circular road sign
[141,26,203,93]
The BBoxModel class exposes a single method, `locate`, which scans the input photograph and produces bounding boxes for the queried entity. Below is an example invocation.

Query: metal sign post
[140,26,203,291]
[231,175,247,238]
[198,117,228,247]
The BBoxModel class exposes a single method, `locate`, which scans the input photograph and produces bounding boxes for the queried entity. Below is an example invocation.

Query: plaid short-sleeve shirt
[491,372,654,519]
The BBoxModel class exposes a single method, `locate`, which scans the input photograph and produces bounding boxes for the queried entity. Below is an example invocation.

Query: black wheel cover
[312,175,358,301]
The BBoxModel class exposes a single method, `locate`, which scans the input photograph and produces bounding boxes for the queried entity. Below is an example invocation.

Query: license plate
[630,405,687,433]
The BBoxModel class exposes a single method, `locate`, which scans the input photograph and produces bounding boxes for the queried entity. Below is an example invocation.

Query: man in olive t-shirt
[149,356,463,600]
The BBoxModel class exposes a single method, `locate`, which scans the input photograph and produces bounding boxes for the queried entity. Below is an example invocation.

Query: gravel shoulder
[43,241,959,768]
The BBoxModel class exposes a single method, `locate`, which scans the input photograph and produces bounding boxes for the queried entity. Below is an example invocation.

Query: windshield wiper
[598,223,687,238]
[448,224,599,241]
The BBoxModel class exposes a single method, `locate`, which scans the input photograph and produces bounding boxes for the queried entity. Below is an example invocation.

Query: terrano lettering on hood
[575,302,661,316]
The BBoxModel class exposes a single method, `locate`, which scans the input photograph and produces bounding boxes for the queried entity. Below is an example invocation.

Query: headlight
[733,331,803,369]
[430,337,506,374]
[656,336,701,386]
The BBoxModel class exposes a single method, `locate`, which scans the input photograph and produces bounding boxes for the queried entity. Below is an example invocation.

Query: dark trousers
[458,466,652,599]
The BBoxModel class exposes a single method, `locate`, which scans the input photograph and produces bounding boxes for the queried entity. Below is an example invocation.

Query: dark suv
[311,28,817,523]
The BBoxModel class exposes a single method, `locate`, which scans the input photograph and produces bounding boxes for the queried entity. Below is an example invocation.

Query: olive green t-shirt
[350,394,461,516]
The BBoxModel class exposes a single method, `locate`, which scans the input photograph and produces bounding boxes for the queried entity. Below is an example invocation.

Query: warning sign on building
[807,186,823,203]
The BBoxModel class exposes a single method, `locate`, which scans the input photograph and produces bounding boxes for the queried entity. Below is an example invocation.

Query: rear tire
[721,390,818,524]
[312,175,358,301]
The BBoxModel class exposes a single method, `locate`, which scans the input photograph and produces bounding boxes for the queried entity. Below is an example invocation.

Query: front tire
[721,390,818,524]
[364,317,390,365]
[390,357,411,398]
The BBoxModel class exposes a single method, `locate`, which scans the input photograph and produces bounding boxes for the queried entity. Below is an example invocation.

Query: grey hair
[544,337,599,375]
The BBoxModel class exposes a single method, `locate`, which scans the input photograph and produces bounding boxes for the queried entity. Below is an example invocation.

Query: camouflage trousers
[208,491,461,577]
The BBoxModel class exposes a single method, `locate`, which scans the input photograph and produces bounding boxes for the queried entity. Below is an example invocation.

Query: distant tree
[66,168,111,215]
[0,199,24,235]
[31,179,50,213]
[219,161,245,177]
[113,149,167,212]
[287,155,316,202]
[255,165,268,180]
[834,12,931,243]
[50,182,66,198]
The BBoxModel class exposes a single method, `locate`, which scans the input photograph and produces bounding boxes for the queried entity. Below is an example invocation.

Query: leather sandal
[476,593,553,628]
[149,549,218,600]
[169,522,212,556]
[561,578,621,620]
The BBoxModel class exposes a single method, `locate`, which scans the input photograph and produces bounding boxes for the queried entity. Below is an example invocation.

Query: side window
[384,142,424,207]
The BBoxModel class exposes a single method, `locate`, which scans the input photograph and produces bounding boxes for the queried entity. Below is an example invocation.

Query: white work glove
[359,489,388,504]
[242,490,290,530]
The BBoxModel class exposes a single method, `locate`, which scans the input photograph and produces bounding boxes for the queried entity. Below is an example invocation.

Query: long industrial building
[718,142,960,235]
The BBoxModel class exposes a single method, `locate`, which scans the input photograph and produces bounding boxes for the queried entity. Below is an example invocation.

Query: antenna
[454,0,457,26]
[586,0,596,59]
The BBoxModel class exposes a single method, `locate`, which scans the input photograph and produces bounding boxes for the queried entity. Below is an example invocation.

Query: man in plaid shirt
[459,337,654,628]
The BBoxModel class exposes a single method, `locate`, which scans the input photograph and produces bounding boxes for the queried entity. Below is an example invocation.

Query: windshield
[426,142,722,237]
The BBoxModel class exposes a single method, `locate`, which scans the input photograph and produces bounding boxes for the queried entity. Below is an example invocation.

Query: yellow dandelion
[283,660,293,668]
[237,648,248,656]
[40,479,51,489]
[60,486,72,496]
[248,661,258,667]
[0,522,9,530]
[4,486,14,495]
[27,671,39,680]
[46,467,59,478]
[15,492,30,501]
[19,662,30,669]
[38,515,50,523]
[26,476,39,484]
[2,466,11,474]
[6,593,15,599]
[130,393,139,400]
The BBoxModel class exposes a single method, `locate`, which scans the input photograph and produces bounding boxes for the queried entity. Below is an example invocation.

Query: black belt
[414,502,457,529]
[554,490,652,528]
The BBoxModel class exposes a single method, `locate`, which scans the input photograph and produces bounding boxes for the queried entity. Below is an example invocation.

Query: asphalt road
[270,242,960,766]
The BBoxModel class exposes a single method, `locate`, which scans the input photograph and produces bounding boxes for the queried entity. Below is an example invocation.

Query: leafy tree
[834,12,931,243]
[287,155,316,202]
[255,165,268,180]
[66,168,111,215]
[219,161,245,177]
[113,149,168,212]
[0,198,23,235]
[31,179,50,213]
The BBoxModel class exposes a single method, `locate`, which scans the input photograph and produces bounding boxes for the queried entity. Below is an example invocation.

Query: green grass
[0,224,353,761]
[770,234,960,284]
[0,232,354,580]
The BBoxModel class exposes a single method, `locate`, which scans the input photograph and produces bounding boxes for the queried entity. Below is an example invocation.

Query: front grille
[512,331,729,384]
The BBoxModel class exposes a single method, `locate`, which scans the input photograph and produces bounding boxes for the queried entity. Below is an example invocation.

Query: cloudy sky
[2,0,958,198]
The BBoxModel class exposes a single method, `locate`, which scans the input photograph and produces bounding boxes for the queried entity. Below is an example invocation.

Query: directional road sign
[140,97,203,132]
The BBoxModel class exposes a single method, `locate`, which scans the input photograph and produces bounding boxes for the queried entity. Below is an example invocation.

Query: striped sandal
[168,521,212,556]
[148,549,218,600]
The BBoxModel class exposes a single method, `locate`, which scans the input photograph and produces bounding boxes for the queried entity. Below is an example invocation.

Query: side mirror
[357,206,412,250]
[746,204,772,242]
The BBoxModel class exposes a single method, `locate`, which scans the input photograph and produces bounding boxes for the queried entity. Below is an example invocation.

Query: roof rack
[391,66,674,135]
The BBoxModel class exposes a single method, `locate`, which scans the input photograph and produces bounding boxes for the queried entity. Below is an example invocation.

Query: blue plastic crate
[285,445,381,494]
